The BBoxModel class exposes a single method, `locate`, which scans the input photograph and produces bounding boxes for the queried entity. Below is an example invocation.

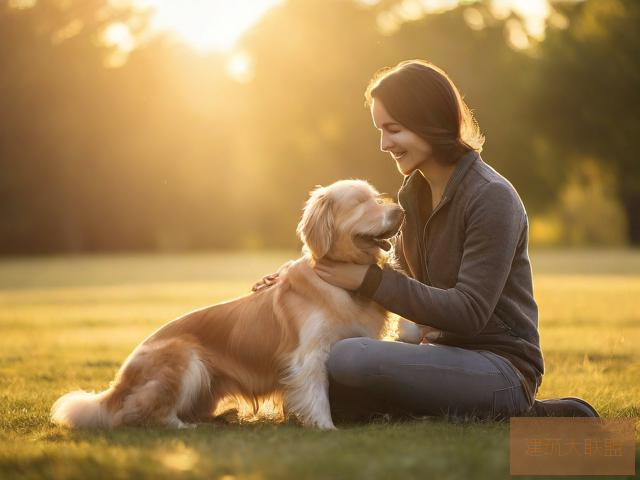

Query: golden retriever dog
[51,179,404,430]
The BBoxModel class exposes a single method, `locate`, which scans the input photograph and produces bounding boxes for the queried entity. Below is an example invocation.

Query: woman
[257,60,598,420]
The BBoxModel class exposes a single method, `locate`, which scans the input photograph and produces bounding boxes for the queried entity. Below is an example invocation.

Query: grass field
[0,250,638,479]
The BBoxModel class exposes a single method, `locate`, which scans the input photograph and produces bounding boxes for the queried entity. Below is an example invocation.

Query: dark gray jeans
[326,338,531,422]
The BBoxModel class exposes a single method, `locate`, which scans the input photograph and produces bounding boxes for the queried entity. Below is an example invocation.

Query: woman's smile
[370,98,433,176]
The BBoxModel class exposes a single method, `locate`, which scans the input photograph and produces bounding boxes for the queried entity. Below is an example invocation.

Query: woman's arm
[316,181,526,336]
[369,182,526,335]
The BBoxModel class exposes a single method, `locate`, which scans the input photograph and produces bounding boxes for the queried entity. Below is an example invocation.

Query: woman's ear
[297,186,334,259]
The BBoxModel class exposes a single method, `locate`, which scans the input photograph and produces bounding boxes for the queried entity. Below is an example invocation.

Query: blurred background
[1,0,638,255]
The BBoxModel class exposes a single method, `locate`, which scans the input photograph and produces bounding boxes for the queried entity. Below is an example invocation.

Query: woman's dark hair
[365,60,484,164]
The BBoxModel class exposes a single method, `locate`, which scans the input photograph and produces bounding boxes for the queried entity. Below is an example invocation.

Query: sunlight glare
[463,7,485,31]
[102,22,136,68]
[123,0,282,53]
[374,0,551,40]
[491,0,551,39]
[506,17,530,50]
[225,51,255,84]
[103,22,136,51]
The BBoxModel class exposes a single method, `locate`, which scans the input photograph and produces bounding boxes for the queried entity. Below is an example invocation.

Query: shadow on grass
[41,418,303,446]
[40,414,510,448]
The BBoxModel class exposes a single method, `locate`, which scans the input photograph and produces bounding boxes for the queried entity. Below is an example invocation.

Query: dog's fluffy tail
[51,390,111,428]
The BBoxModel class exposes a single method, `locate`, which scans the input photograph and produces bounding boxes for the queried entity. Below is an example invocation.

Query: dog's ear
[297,186,334,259]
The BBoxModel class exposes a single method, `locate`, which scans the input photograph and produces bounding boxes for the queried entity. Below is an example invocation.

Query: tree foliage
[1,0,638,253]
[532,0,640,242]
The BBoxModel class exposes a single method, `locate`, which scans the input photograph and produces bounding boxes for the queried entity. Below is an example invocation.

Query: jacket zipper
[422,194,450,285]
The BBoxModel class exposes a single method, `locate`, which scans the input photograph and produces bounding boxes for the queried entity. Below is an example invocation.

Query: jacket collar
[397,150,479,212]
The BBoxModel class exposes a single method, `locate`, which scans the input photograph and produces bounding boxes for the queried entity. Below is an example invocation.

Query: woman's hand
[251,272,279,292]
[313,259,370,291]
[251,260,295,293]
[397,318,442,344]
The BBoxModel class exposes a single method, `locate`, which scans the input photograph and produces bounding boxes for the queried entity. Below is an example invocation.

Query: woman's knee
[326,337,379,386]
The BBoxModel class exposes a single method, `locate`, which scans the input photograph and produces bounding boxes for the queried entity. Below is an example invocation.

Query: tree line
[1,0,638,254]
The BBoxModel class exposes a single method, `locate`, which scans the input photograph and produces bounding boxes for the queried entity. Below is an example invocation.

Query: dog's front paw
[299,413,336,430]
[313,419,337,430]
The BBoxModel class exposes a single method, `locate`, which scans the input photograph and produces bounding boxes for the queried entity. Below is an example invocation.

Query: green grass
[0,250,638,479]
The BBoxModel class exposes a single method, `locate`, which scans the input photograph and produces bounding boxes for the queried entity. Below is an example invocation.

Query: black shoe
[530,397,599,417]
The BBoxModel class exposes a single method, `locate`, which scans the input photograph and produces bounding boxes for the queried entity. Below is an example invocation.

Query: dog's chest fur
[276,257,388,342]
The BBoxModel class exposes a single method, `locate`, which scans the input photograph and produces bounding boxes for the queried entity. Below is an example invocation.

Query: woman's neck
[418,158,456,210]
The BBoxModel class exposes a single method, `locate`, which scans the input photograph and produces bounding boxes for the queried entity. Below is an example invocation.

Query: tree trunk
[620,191,640,246]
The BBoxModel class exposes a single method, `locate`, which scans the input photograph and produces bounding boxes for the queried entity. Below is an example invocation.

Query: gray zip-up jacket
[358,151,544,403]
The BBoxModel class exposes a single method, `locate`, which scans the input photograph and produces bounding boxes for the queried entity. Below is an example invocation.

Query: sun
[117,0,282,53]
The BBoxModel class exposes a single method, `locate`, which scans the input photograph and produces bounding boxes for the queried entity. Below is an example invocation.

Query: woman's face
[371,98,433,176]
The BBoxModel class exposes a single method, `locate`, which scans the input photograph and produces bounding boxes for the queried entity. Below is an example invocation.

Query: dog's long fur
[51,179,404,430]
